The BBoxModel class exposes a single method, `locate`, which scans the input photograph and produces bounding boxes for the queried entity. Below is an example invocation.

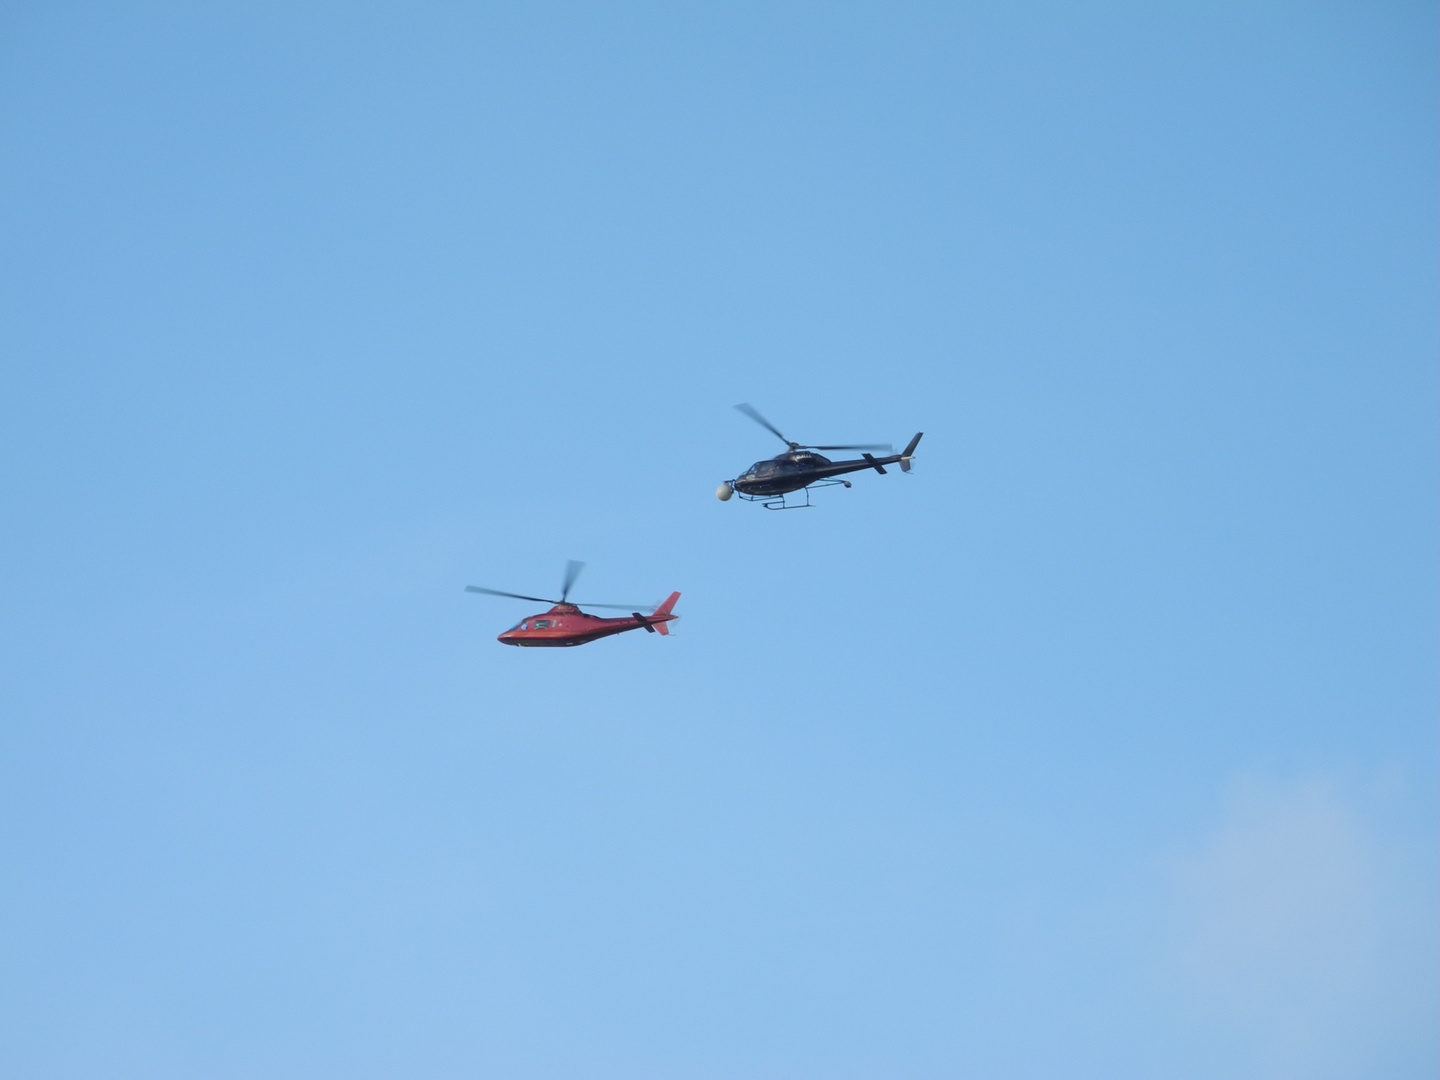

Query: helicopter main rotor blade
[807,442,894,452]
[571,601,662,611]
[559,559,585,603]
[465,585,559,604]
[734,403,795,448]
[464,586,653,612]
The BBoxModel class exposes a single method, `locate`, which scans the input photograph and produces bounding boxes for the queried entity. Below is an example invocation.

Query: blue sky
[1,4,1435,1077]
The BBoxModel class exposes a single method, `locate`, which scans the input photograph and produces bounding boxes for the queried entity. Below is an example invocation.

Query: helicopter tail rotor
[652,591,680,634]
[899,432,924,472]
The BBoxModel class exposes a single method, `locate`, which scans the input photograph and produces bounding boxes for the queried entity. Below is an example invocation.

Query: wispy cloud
[1167,774,1436,1080]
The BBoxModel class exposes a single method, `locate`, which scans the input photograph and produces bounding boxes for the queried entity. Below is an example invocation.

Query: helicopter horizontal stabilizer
[633,613,658,633]
[861,453,888,475]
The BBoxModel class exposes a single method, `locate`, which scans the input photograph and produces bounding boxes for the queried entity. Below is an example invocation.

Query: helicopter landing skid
[738,478,851,511]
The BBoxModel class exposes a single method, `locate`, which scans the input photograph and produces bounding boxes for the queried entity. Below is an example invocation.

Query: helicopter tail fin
[899,432,923,472]
[651,591,681,634]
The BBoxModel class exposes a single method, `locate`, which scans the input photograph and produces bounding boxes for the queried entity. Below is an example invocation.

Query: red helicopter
[465,561,680,647]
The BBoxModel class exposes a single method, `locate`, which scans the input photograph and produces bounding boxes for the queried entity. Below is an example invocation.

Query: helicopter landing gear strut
[739,478,851,511]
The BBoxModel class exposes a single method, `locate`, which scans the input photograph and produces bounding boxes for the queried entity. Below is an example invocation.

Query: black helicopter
[717,403,923,509]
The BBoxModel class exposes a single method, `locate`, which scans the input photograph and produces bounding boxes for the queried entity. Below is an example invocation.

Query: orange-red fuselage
[498,592,680,647]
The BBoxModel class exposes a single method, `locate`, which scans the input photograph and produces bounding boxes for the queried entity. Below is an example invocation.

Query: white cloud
[1168,774,1436,1080]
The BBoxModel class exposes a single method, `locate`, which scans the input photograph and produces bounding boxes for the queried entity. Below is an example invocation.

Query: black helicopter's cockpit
[739,451,833,482]
[740,460,775,481]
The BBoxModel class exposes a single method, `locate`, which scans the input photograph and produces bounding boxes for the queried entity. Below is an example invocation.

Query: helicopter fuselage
[498,595,680,647]
[731,444,918,498]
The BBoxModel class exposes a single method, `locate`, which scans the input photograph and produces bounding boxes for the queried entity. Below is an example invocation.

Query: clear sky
[1,4,1435,1078]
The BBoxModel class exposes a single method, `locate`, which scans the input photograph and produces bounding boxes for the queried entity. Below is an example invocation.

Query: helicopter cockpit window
[751,460,777,477]
[533,619,551,629]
